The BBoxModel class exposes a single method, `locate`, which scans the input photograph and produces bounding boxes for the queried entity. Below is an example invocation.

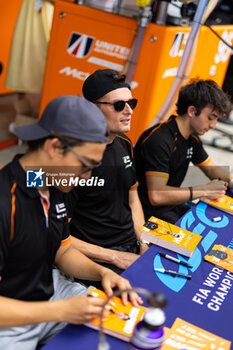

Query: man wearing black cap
[69,69,148,278]
[0,95,142,349]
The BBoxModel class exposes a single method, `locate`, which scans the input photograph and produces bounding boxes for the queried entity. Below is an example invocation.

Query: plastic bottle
[128,293,167,350]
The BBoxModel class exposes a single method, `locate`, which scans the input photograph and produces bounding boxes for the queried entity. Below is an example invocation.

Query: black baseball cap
[14,95,108,143]
[82,69,131,102]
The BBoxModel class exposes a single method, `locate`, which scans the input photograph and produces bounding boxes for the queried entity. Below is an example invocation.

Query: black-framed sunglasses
[51,133,102,174]
[94,98,138,112]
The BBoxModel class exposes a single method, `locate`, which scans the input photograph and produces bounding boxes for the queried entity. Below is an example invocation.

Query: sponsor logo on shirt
[186,147,193,159]
[26,169,44,187]
[122,155,132,168]
[55,203,67,219]
[56,203,66,213]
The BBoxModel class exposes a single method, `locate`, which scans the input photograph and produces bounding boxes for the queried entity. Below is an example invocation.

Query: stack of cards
[204,244,233,273]
[161,318,231,349]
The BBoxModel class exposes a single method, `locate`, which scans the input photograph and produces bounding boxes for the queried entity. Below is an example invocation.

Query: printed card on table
[140,216,202,257]
[85,288,147,342]
[161,318,231,349]
[201,195,233,216]
[204,244,233,273]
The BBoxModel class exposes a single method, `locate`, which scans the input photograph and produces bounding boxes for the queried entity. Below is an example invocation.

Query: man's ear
[187,105,197,118]
[45,138,61,159]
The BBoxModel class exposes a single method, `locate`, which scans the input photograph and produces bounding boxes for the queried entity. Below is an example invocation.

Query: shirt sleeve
[130,181,139,191]
[60,234,71,247]
[191,134,210,166]
[67,188,80,219]
[142,130,171,179]
[60,195,71,247]
[0,200,12,282]
[120,135,138,188]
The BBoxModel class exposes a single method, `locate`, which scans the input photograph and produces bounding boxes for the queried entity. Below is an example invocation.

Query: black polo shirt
[68,134,138,248]
[0,155,70,301]
[134,115,209,221]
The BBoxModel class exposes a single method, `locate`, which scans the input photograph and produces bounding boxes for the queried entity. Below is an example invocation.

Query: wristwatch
[137,240,151,247]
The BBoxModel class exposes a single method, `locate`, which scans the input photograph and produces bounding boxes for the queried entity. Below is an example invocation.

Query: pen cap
[142,308,165,330]
[147,292,167,309]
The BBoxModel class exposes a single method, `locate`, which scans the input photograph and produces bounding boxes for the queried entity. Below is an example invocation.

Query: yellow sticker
[135,0,151,7]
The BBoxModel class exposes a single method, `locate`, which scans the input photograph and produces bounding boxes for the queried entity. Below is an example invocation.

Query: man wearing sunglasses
[0,95,142,349]
[69,69,148,281]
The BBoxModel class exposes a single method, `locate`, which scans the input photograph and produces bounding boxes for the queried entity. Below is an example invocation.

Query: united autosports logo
[169,32,188,58]
[67,32,94,58]
[26,169,45,187]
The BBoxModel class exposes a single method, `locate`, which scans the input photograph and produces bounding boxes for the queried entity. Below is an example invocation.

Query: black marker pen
[159,252,192,268]
[154,268,192,280]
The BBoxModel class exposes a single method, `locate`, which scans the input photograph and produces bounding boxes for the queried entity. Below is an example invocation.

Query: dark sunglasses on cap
[94,98,138,112]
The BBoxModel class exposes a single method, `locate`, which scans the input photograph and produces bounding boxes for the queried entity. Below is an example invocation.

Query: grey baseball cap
[14,95,108,143]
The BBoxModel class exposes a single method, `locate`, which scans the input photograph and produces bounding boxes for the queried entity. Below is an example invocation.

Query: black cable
[204,23,233,50]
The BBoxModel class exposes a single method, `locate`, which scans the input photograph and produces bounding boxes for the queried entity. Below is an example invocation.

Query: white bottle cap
[143,308,165,329]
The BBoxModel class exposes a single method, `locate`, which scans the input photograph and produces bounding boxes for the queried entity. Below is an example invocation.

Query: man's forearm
[129,190,145,241]
[200,160,232,186]
[71,237,139,270]
[148,181,227,206]
[56,244,109,281]
[71,237,117,264]
[0,296,62,327]
[148,186,191,206]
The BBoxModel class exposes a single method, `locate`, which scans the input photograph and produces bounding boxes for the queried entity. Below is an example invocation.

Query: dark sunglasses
[51,133,102,174]
[94,98,138,112]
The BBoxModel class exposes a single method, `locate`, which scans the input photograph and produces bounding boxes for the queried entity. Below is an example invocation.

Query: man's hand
[112,251,140,270]
[59,295,105,324]
[59,270,143,324]
[100,269,143,307]
[203,179,227,200]
[140,243,149,255]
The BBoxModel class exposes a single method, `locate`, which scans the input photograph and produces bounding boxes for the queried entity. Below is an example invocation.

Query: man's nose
[125,102,133,113]
[210,119,217,129]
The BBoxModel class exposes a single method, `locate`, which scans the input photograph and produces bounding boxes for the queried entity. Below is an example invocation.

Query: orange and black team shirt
[68,133,138,248]
[134,115,210,221]
[0,155,71,302]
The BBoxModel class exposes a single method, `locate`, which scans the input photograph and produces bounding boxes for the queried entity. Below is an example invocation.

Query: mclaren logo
[59,67,89,81]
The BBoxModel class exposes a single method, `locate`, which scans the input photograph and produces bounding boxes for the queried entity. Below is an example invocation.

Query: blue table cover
[43,198,233,349]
